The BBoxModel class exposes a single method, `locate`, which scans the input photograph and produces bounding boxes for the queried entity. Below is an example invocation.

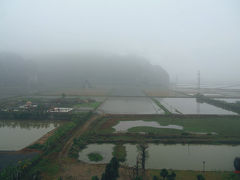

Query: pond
[156,98,237,115]
[79,144,240,171]
[0,120,59,151]
[113,120,183,132]
[98,97,164,114]
[0,151,39,170]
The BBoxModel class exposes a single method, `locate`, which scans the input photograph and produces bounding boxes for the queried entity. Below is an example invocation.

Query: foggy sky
[0,0,240,84]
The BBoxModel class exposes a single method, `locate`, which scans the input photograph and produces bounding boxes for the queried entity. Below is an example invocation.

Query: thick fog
[0,0,240,84]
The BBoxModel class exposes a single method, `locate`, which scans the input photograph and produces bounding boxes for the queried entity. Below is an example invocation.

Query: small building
[48,107,73,113]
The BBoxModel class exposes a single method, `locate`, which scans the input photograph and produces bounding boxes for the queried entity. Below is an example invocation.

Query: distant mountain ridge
[0,53,169,94]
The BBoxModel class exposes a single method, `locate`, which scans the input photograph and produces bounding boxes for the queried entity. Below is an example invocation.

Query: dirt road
[58,114,101,158]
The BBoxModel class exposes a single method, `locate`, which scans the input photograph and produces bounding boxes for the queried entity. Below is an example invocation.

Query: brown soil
[37,129,56,145]
[58,115,101,158]
[57,160,145,180]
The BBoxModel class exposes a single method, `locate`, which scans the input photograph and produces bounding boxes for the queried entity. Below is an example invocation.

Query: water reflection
[0,120,59,150]
[0,120,59,129]
[79,143,240,171]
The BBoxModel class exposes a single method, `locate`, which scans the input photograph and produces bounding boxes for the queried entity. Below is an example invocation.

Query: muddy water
[113,120,183,132]
[0,120,59,150]
[79,144,240,171]
[157,98,237,115]
[98,97,164,114]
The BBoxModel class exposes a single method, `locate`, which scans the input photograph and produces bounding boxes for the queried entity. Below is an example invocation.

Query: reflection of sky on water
[0,120,59,150]
[79,143,240,171]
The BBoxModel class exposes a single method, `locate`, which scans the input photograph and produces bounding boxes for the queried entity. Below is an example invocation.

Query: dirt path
[58,114,101,158]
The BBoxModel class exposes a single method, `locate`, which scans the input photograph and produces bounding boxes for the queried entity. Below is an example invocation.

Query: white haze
[0,0,240,85]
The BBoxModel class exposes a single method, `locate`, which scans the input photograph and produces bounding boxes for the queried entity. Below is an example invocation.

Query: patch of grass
[28,143,45,150]
[118,116,240,138]
[112,144,126,162]
[91,115,240,144]
[128,126,183,135]
[27,158,60,178]
[74,102,101,109]
[149,169,239,180]
[88,153,103,162]
[152,98,171,114]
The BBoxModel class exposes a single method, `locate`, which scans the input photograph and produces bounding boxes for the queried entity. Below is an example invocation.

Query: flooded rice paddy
[79,144,240,171]
[215,98,240,103]
[0,120,59,150]
[156,98,237,115]
[113,120,183,132]
[98,97,164,114]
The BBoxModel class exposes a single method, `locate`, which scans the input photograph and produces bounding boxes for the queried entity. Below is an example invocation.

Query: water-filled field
[98,97,164,114]
[79,143,240,171]
[156,98,237,115]
[0,120,59,150]
[215,98,240,103]
[113,120,183,132]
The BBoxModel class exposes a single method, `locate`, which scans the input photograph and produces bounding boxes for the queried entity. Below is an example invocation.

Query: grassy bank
[149,169,240,180]
[84,115,240,144]
[151,98,171,114]
[74,102,101,109]
[0,112,92,180]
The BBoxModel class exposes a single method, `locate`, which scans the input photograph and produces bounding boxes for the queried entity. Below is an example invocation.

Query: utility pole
[203,161,206,173]
[175,75,178,90]
[198,71,201,93]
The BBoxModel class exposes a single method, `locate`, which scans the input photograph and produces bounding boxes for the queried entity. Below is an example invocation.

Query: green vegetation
[91,157,120,180]
[149,170,238,180]
[197,174,205,180]
[69,133,90,158]
[128,126,182,135]
[85,115,240,144]
[101,157,120,180]
[74,102,101,109]
[131,116,240,138]
[152,98,171,114]
[26,158,60,179]
[0,112,92,179]
[88,153,103,162]
[0,155,42,180]
[28,112,91,153]
[110,116,240,137]
[196,94,240,114]
[0,96,100,120]
[112,144,126,162]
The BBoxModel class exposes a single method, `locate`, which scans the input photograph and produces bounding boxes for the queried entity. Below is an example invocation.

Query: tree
[92,176,99,180]
[160,169,168,180]
[196,174,205,180]
[137,143,149,175]
[61,93,66,99]
[167,171,176,180]
[101,157,120,180]
[134,176,143,180]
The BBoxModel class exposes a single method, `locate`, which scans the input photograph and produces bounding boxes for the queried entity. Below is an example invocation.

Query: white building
[48,107,73,113]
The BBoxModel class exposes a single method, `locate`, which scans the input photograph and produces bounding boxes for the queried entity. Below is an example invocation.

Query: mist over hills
[0,52,169,95]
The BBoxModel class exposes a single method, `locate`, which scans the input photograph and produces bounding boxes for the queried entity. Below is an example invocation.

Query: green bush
[88,153,103,162]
